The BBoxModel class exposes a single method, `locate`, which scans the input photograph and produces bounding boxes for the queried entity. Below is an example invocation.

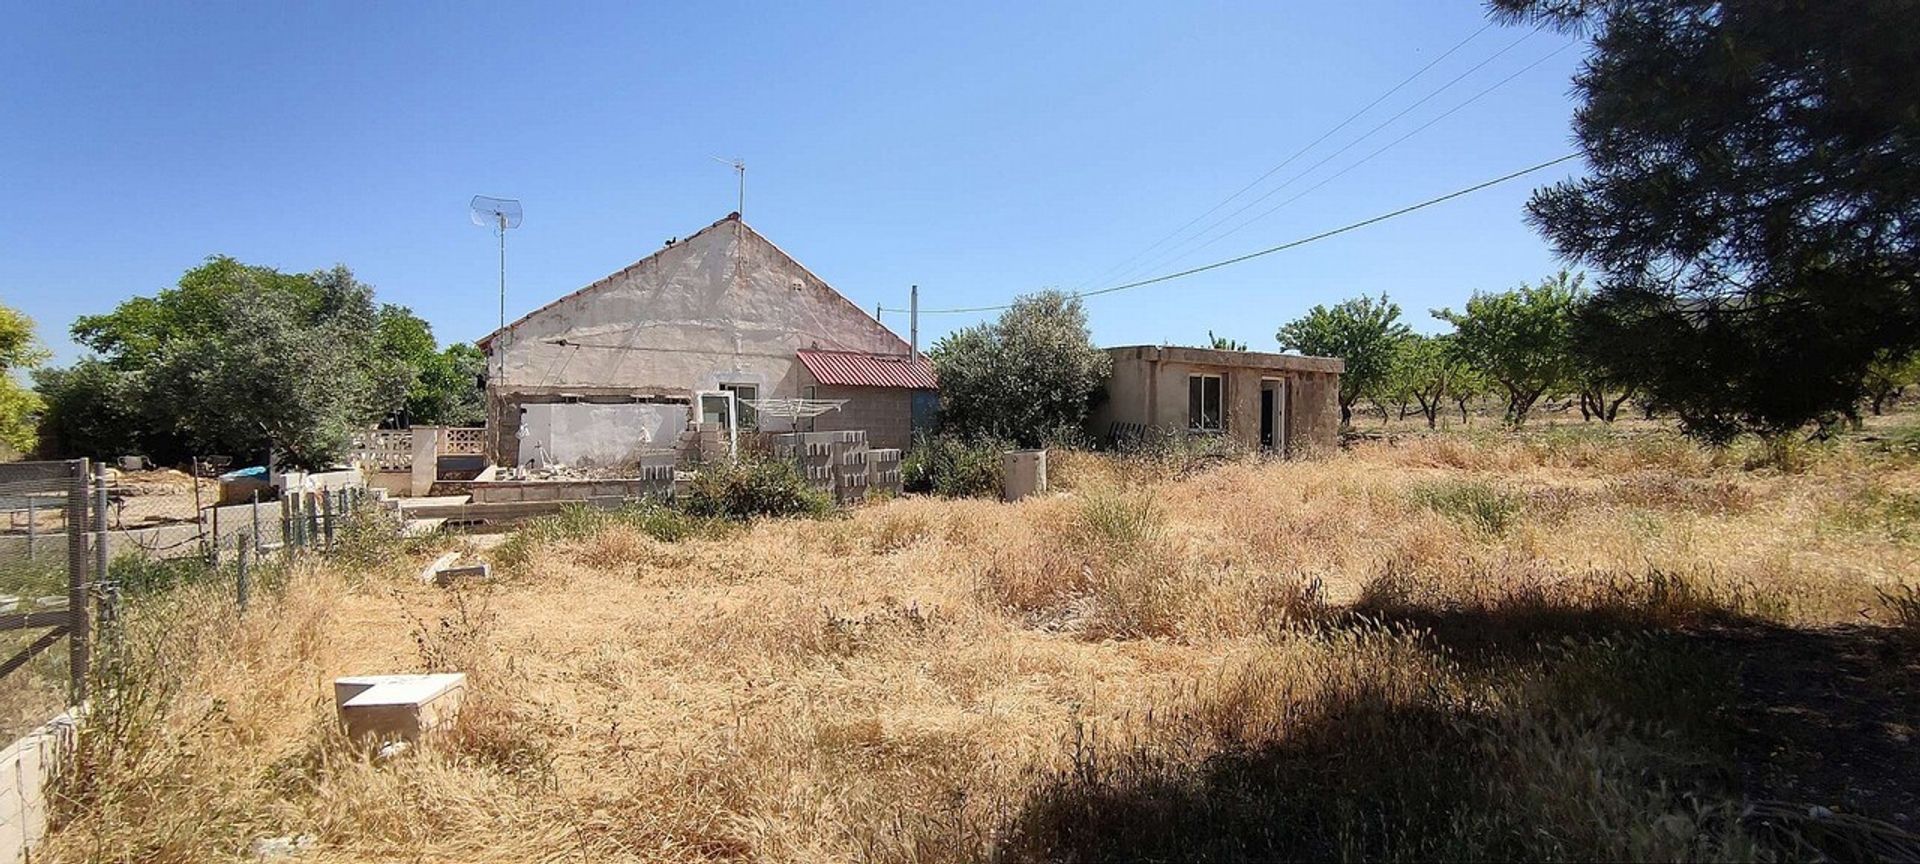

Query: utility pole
[909,285,919,357]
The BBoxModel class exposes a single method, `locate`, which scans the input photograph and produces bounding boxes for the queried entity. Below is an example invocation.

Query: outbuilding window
[1188,373,1224,432]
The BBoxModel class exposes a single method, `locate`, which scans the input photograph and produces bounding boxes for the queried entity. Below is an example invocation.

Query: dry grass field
[42,415,1920,862]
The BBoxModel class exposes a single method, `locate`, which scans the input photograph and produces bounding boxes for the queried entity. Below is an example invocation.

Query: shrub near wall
[902,434,1007,498]
[680,455,834,520]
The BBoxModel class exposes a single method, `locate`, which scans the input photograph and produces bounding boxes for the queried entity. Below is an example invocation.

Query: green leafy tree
[1491,0,1920,444]
[1448,360,1493,426]
[31,361,148,462]
[930,290,1112,447]
[0,304,49,455]
[40,257,416,467]
[1433,273,1583,426]
[1386,334,1467,430]
[1862,351,1920,416]
[373,305,486,426]
[1277,294,1411,425]
[1206,331,1248,351]
[410,344,488,427]
[1569,327,1636,424]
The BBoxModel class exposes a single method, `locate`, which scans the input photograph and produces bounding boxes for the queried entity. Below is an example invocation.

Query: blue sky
[1,2,1588,364]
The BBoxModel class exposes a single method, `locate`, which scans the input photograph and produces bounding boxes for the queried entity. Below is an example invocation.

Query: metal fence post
[236,534,250,613]
[209,494,221,568]
[25,497,35,560]
[66,459,90,704]
[93,463,116,659]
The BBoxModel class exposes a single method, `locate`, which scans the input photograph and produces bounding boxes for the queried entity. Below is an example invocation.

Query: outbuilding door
[1260,378,1288,454]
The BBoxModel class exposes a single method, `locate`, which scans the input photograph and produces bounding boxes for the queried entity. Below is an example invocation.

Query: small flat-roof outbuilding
[1089,345,1344,454]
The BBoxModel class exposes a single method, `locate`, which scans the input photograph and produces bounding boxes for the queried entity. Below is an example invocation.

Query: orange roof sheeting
[797,349,938,390]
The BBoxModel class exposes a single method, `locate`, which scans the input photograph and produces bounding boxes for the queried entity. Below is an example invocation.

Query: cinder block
[334,673,466,744]
[432,563,491,587]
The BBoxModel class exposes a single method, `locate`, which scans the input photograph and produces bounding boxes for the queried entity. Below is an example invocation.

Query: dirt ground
[37,413,1920,862]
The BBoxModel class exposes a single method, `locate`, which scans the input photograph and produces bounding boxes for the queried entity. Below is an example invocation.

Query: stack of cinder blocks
[869,447,903,497]
[772,430,899,504]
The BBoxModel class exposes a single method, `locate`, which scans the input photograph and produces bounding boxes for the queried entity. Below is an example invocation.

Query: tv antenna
[470,195,523,339]
[712,156,745,215]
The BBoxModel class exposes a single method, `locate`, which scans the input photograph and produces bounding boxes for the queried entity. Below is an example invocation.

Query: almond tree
[1432,273,1582,426]
[1276,294,1411,426]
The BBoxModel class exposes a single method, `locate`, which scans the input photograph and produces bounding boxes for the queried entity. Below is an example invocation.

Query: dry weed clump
[41,423,1920,862]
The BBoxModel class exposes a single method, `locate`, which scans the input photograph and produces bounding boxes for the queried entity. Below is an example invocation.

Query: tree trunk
[1603,392,1630,423]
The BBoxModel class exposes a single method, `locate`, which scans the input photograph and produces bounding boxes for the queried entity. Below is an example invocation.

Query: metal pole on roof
[909,285,918,357]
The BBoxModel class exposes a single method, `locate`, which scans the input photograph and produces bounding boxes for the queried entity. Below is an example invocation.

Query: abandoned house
[1089,345,1344,453]
[477,213,935,467]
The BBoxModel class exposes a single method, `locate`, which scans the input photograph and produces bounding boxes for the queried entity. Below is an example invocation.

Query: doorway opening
[1260,378,1287,454]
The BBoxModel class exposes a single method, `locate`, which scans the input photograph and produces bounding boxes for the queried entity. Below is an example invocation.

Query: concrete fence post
[322,491,335,551]
[410,427,440,497]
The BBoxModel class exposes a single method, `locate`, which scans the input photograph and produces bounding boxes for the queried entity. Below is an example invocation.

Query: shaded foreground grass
[42,422,1920,862]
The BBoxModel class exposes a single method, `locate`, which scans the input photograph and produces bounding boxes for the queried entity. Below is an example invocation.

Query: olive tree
[929,290,1112,447]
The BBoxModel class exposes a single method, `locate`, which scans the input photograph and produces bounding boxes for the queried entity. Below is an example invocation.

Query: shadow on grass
[993,572,1920,863]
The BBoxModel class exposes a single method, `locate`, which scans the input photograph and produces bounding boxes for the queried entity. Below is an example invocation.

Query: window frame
[1187,373,1225,433]
[719,382,759,429]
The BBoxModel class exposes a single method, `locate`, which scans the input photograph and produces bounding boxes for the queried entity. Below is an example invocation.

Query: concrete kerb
[0,711,78,864]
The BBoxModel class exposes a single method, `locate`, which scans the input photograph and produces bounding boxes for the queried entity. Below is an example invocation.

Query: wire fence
[0,459,384,743]
[0,461,90,743]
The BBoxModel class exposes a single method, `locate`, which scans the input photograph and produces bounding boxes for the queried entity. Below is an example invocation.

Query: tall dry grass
[41,423,1920,862]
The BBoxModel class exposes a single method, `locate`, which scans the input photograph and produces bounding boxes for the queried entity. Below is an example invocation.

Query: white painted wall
[519,403,687,467]
[488,216,908,400]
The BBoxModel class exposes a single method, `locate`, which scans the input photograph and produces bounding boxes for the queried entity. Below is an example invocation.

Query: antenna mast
[470,195,524,379]
[713,156,746,215]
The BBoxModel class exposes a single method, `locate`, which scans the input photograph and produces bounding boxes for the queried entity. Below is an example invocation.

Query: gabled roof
[476,213,905,353]
[798,349,938,390]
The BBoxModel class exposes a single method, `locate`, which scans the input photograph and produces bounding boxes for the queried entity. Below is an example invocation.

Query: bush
[679,455,833,521]
[902,434,1007,498]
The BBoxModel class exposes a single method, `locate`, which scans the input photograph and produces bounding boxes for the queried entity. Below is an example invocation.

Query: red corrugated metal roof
[797,349,938,390]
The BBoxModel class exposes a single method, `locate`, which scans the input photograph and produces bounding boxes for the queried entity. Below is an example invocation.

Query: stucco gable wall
[492,220,905,398]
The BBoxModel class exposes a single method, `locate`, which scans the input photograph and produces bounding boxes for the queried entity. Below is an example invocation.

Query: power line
[1147,41,1576,271]
[1085,26,1546,294]
[883,152,1580,316]
[1069,21,1497,293]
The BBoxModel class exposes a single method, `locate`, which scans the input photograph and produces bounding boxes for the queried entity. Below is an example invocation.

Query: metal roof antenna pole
[713,157,745,216]
[471,195,524,384]
[909,284,918,358]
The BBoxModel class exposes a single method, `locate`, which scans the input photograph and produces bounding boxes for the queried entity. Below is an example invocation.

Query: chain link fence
[0,461,92,743]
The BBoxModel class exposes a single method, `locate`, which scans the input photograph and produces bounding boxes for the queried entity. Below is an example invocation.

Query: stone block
[334,673,466,744]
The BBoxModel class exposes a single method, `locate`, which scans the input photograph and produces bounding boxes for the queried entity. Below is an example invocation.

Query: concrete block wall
[808,386,915,452]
